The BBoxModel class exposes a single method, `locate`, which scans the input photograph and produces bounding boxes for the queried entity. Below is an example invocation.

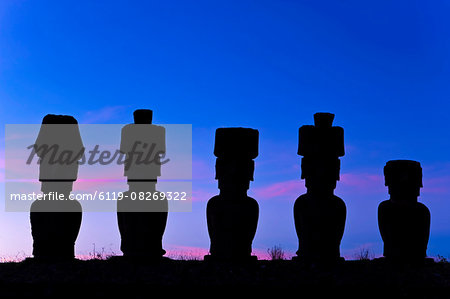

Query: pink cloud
[422,176,450,196]
[338,172,450,197]
[192,158,214,180]
[251,172,386,201]
[338,173,385,194]
[192,188,215,202]
[253,179,305,200]
[80,106,126,124]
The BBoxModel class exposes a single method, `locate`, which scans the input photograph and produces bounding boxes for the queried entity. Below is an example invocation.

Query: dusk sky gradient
[1,0,450,259]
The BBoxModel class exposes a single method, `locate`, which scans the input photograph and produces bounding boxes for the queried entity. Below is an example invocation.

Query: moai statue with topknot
[117,109,168,260]
[378,160,431,263]
[293,112,346,265]
[205,128,259,262]
[30,114,84,261]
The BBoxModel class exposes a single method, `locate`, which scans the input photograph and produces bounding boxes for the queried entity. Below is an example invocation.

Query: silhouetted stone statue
[30,114,84,261]
[378,160,431,263]
[117,109,168,260]
[205,127,259,262]
[293,112,346,265]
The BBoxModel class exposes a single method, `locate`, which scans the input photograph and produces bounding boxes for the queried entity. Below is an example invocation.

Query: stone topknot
[214,127,259,159]
[298,112,344,158]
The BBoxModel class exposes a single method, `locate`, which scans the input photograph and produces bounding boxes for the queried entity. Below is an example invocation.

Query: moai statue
[205,127,259,262]
[378,160,431,263]
[117,109,168,260]
[30,114,84,261]
[293,112,346,265]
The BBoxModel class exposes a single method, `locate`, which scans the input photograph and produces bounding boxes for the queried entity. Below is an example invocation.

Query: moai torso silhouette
[117,109,168,259]
[205,128,259,262]
[30,114,84,260]
[378,160,431,263]
[293,113,346,265]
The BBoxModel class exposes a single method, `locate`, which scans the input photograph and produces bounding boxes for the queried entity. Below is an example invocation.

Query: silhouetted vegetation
[267,245,285,260]
[354,247,374,261]
[435,255,449,264]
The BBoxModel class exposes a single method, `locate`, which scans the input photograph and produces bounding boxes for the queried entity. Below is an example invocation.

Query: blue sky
[1,0,450,259]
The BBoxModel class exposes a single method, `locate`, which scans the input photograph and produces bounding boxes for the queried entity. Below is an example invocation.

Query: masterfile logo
[4,124,192,212]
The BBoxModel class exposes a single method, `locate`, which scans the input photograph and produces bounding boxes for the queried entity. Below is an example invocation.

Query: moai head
[36,114,83,195]
[37,114,82,173]
[133,109,153,124]
[384,160,423,202]
[214,128,259,194]
[42,114,78,124]
[121,109,165,183]
[298,113,344,194]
